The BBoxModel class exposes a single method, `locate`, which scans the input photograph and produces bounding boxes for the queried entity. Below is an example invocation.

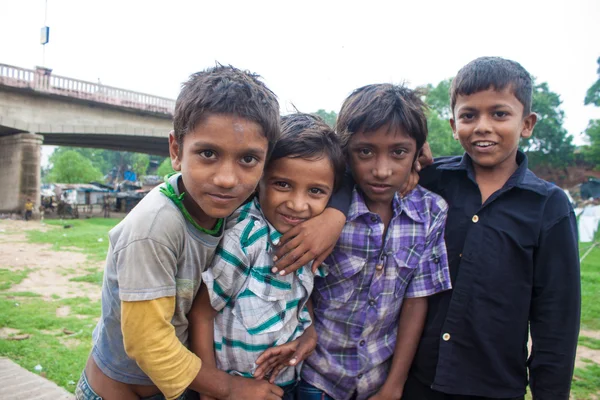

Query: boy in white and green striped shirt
[190,113,345,399]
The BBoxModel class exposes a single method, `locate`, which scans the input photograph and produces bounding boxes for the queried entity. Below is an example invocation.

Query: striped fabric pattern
[202,199,325,386]
[302,186,452,400]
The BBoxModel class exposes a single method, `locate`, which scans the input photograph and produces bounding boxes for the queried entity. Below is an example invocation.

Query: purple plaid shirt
[302,185,452,400]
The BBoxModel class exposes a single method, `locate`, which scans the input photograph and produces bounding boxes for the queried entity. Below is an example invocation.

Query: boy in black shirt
[404,57,580,400]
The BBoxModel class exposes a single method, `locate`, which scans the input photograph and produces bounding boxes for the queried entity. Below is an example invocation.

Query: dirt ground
[1,218,600,370]
[0,219,104,301]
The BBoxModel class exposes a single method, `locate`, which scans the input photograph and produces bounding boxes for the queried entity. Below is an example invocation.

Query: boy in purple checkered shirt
[298,84,452,400]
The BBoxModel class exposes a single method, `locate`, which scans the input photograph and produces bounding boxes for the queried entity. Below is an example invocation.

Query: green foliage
[313,109,338,128]
[48,147,157,182]
[131,153,150,177]
[521,82,575,168]
[422,79,463,156]
[47,150,104,183]
[157,157,175,179]
[584,56,600,107]
[582,120,600,167]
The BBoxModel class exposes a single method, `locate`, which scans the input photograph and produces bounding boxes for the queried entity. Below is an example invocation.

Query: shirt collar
[251,198,283,245]
[436,150,547,196]
[347,187,424,223]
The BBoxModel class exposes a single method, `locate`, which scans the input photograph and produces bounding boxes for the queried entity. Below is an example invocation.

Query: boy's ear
[520,112,537,139]
[168,131,182,171]
[450,118,458,140]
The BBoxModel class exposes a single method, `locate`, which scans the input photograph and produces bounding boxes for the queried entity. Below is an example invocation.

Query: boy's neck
[364,196,393,233]
[472,157,519,204]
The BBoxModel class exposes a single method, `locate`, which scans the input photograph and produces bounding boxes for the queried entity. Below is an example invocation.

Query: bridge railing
[0,63,175,115]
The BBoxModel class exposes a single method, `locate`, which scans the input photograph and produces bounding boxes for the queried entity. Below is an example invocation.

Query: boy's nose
[286,194,309,212]
[474,115,493,135]
[372,158,392,179]
[213,163,238,188]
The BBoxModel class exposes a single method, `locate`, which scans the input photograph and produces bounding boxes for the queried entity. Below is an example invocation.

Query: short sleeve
[201,232,251,312]
[116,239,178,302]
[405,198,452,298]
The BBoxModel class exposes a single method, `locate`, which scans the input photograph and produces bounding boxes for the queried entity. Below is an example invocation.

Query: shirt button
[442,333,451,341]
[370,216,378,222]
[375,264,383,271]
[472,215,479,223]
[358,373,363,379]
[368,299,376,306]
[359,340,366,346]
[459,253,463,258]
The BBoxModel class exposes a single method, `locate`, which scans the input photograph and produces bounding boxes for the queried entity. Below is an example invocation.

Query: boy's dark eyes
[241,155,259,166]
[274,181,291,189]
[309,188,326,195]
[199,150,216,159]
[494,111,508,118]
[460,113,475,120]
[392,149,407,157]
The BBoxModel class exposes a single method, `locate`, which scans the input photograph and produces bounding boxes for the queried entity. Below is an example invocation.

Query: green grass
[69,271,103,286]
[580,228,600,330]
[26,218,120,261]
[0,268,31,290]
[2,217,600,397]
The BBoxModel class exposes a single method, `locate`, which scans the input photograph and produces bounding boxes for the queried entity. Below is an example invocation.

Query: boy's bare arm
[529,211,580,399]
[188,283,218,370]
[188,283,219,400]
[368,297,428,400]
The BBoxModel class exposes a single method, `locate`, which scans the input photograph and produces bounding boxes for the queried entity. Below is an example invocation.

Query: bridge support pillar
[0,133,43,215]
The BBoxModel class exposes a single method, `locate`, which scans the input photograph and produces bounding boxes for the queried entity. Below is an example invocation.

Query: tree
[582,120,600,166]
[47,150,104,183]
[585,57,600,107]
[313,109,337,128]
[421,79,464,156]
[131,153,150,177]
[522,82,574,168]
[157,157,175,179]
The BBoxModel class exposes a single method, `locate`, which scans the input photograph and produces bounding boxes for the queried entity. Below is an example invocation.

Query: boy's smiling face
[169,114,268,229]
[348,125,417,214]
[258,155,334,234]
[451,87,536,174]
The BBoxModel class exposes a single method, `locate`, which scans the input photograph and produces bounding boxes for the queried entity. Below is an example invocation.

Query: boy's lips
[472,141,497,152]
[367,183,393,194]
[279,213,307,225]
[207,193,238,204]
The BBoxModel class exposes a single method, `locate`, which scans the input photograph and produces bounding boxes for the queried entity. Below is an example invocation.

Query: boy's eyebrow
[190,141,266,156]
[267,174,333,191]
[350,139,415,148]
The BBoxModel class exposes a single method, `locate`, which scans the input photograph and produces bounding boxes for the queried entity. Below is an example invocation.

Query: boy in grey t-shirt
[77,65,285,400]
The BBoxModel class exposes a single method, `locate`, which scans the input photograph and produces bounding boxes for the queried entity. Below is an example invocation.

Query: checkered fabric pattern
[302,186,452,400]
[202,199,326,387]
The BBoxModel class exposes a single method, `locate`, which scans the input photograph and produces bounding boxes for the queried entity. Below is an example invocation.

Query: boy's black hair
[336,83,428,155]
[269,113,345,191]
[174,64,280,157]
[450,57,533,116]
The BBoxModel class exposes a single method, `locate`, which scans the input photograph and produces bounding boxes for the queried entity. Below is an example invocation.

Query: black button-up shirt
[413,151,580,399]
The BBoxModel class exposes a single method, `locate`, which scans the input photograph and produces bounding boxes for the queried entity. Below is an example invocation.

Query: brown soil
[0,219,103,301]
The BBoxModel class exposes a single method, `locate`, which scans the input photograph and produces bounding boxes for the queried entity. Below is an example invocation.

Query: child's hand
[418,142,433,169]
[254,329,318,383]
[367,382,403,400]
[272,208,345,276]
[227,375,284,400]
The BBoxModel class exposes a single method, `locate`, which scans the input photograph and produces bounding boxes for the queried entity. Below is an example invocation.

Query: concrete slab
[0,357,74,400]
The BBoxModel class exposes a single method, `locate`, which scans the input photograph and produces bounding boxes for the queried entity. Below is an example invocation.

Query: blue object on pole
[40,26,50,45]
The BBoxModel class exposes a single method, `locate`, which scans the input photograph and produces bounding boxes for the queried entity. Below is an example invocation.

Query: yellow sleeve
[121,297,202,400]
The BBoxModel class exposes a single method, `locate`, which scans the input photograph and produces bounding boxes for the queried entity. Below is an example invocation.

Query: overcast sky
[1,0,599,164]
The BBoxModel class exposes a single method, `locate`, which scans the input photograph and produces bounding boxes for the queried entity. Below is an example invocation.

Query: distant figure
[24,198,34,221]
[102,195,110,218]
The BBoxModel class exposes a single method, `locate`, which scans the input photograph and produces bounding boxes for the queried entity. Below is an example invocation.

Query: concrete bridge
[0,63,175,213]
